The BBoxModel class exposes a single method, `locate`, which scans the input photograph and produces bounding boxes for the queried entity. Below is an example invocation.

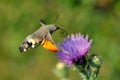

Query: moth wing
[41,33,58,52]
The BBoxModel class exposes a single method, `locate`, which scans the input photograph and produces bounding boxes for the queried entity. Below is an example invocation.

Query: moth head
[47,24,60,34]
[53,24,60,30]
[39,19,60,34]
[19,39,32,52]
[48,24,68,37]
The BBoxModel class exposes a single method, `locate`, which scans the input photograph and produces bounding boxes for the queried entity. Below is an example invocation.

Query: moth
[19,20,66,52]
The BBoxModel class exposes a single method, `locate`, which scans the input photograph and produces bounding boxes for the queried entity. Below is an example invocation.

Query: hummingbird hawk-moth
[19,20,67,52]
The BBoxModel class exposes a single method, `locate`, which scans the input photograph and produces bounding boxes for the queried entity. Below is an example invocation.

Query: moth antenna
[39,19,46,26]
[55,14,59,24]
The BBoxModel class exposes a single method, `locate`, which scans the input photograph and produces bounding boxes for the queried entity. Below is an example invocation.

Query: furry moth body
[19,20,60,52]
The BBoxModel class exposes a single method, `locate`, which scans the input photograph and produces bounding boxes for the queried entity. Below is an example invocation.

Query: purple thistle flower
[57,33,93,66]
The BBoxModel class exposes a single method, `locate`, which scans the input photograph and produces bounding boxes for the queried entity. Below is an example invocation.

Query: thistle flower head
[57,33,93,66]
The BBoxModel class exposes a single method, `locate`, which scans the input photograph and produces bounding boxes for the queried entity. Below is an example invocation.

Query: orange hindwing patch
[41,40,58,52]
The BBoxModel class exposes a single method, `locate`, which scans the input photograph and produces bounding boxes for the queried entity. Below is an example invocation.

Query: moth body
[19,21,59,52]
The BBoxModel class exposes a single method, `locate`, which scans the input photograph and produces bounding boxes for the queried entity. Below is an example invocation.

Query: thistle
[56,33,102,80]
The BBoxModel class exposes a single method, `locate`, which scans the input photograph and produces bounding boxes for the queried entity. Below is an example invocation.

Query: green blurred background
[0,0,120,80]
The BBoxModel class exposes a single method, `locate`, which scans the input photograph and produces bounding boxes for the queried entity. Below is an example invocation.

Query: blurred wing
[41,39,58,52]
